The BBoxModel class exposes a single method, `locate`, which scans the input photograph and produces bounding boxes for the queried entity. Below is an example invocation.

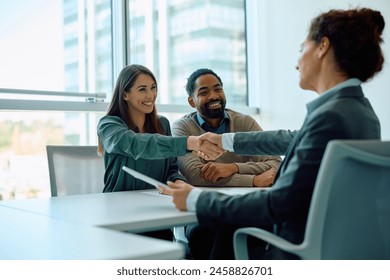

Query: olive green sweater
[97,115,187,192]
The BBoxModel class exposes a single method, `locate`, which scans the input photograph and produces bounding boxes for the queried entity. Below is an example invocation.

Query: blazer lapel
[274,120,307,181]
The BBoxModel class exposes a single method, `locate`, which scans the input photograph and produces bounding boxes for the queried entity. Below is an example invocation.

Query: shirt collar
[307,78,362,113]
[196,111,228,126]
[322,78,361,96]
[196,111,229,133]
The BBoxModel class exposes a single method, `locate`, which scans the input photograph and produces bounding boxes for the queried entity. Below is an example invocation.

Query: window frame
[0,0,259,115]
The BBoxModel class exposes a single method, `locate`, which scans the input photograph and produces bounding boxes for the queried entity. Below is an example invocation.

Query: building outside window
[127,0,247,105]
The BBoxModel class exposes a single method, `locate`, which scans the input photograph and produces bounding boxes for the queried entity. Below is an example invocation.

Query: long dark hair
[98,64,163,155]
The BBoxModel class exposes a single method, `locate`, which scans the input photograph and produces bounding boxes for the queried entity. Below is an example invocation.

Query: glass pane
[0,0,112,200]
[0,0,113,96]
[0,111,104,200]
[128,0,247,106]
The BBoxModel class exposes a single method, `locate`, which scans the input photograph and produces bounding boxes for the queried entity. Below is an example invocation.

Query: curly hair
[185,68,223,97]
[307,8,385,82]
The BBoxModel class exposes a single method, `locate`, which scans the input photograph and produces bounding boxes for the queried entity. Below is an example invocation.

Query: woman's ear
[318,37,330,58]
[188,96,196,108]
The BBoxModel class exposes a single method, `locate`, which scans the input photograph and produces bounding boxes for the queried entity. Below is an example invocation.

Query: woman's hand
[158,180,194,211]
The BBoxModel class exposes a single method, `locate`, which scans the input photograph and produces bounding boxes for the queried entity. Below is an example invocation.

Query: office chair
[234,140,390,259]
[46,145,105,197]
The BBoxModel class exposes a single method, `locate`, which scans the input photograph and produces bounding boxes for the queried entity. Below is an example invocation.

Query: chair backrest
[303,140,390,259]
[46,145,105,197]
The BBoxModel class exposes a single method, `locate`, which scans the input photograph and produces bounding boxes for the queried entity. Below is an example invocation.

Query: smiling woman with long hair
[98,64,187,193]
[97,64,188,240]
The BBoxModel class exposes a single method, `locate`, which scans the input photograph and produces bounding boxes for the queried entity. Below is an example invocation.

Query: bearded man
[172,68,281,259]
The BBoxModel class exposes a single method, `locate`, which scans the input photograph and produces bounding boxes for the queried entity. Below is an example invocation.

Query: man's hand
[158,180,194,211]
[253,168,277,187]
[200,162,239,182]
[187,135,225,160]
[198,132,223,149]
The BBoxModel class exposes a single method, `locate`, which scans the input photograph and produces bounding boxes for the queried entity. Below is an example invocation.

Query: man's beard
[199,99,226,119]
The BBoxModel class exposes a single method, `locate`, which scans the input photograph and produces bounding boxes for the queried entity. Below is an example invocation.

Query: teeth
[207,101,221,108]
[143,102,153,106]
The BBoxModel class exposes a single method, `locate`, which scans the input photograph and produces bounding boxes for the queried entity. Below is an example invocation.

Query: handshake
[187,132,226,160]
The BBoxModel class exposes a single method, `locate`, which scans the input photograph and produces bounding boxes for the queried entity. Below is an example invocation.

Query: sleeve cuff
[186,187,202,212]
[222,133,235,152]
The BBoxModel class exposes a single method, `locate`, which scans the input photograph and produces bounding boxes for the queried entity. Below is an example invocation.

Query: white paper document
[122,166,169,189]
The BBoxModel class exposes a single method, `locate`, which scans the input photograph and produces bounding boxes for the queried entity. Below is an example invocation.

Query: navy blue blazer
[196,85,381,259]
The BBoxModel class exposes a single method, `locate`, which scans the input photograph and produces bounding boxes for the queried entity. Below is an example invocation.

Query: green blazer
[97,115,187,192]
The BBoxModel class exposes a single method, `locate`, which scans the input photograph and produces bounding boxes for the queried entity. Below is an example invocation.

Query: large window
[127,0,247,105]
[0,0,248,200]
[0,0,112,200]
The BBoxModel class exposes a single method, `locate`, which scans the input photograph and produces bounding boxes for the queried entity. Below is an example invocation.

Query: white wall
[247,0,390,140]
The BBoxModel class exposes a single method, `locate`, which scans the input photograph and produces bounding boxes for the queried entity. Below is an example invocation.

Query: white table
[0,207,184,260]
[0,188,262,259]
[0,190,197,232]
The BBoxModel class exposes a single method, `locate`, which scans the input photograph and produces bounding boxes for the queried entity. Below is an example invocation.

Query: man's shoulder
[172,111,203,136]
[226,108,253,119]
[172,111,197,126]
[226,109,258,126]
